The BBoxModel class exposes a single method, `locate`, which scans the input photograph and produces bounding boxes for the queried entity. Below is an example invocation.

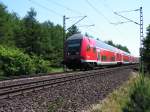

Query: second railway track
[0,65,137,100]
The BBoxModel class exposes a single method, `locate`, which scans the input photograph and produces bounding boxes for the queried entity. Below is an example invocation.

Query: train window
[102,56,107,61]
[111,56,115,61]
[86,45,90,51]
[93,47,96,53]
[67,39,81,45]
[98,52,100,60]
[67,39,81,55]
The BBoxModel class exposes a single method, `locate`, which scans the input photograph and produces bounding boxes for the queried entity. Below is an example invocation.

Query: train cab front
[64,34,83,69]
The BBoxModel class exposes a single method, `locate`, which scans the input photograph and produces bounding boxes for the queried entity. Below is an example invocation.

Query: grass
[123,73,150,112]
[50,67,63,73]
[0,67,64,80]
[0,75,10,80]
[86,72,138,112]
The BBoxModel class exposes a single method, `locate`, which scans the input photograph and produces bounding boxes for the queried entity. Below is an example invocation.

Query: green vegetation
[105,40,130,53]
[123,74,150,112]
[88,73,150,112]
[66,25,80,38]
[0,45,49,76]
[0,3,66,76]
[88,73,138,112]
[51,67,63,73]
[143,25,150,73]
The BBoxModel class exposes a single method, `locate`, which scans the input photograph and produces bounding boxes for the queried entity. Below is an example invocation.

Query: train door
[98,52,100,60]
[97,50,101,65]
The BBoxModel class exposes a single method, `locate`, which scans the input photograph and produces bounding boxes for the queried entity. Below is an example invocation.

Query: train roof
[67,34,130,55]
[67,33,83,40]
[96,40,131,55]
[95,39,117,52]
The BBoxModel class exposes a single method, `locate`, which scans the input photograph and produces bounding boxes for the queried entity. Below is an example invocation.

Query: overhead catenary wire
[94,0,134,33]
[77,24,95,27]
[45,0,84,15]
[29,0,99,35]
[28,0,62,17]
[85,0,112,24]
[116,9,140,13]
[99,0,139,14]
[29,0,111,42]
[97,0,124,25]
[96,0,141,57]
[98,0,140,25]
[85,0,123,36]
[110,21,132,25]
[66,16,87,30]
[85,0,125,40]
[112,9,139,25]
[80,16,110,41]
[113,12,140,25]
[99,0,115,12]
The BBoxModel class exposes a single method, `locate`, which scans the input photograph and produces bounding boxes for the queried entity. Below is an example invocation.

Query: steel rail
[0,65,137,99]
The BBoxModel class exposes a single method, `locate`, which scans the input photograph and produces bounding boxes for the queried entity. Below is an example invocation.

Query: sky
[0,0,149,57]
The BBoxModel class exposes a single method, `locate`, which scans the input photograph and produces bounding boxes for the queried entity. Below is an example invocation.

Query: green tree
[20,8,42,54]
[0,45,49,76]
[0,2,66,70]
[41,21,63,66]
[143,25,150,72]
[66,25,80,38]
[14,8,50,56]
[105,40,130,53]
[105,40,116,47]
[0,3,19,46]
[116,44,130,53]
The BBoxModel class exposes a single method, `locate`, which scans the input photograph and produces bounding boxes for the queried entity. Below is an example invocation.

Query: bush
[31,55,50,74]
[0,45,50,76]
[123,75,150,112]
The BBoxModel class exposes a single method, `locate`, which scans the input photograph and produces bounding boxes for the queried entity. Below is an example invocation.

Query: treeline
[0,2,81,76]
[105,40,130,53]
[0,3,64,66]
[0,3,67,76]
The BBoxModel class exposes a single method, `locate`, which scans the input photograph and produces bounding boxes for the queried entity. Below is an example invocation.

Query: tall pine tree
[66,25,80,38]
[0,3,18,46]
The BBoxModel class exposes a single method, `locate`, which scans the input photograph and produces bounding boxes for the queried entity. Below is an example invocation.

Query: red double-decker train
[63,34,138,70]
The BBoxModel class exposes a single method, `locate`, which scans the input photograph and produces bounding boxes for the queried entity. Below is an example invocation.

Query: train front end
[64,34,84,69]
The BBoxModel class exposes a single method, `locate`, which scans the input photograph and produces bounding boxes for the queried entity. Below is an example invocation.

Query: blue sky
[0,0,149,56]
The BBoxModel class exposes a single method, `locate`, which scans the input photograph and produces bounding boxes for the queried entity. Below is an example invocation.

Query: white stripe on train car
[123,62,130,64]
[81,59,117,65]
[100,62,117,65]
[81,59,97,63]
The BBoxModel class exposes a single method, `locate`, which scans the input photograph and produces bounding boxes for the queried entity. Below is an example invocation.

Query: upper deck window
[67,39,81,45]
[86,44,90,51]
[93,47,96,53]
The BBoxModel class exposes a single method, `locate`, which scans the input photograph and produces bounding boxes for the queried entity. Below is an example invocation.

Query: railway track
[0,64,137,81]
[0,64,137,100]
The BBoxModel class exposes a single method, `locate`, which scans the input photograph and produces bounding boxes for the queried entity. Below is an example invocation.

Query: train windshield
[67,39,81,55]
